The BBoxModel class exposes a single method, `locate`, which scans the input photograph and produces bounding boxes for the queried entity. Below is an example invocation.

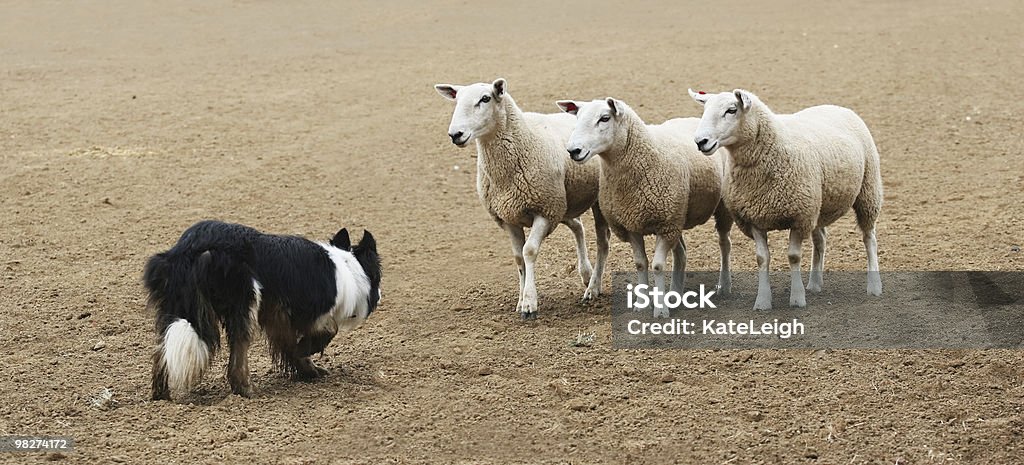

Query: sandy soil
[1,1,1023,463]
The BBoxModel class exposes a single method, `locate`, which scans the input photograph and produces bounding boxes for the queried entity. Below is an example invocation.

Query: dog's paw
[231,385,254,398]
[292,371,319,381]
[293,361,329,381]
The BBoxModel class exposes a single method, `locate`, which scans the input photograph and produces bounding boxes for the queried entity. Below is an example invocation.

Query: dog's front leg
[292,332,333,379]
[296,331,336,358]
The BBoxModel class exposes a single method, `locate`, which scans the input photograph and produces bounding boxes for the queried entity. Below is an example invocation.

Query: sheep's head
[557,98,624,163]
[689,88,752,155]
[434,78,508,147]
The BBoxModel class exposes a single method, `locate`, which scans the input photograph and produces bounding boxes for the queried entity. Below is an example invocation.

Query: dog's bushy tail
[145,247,254,399]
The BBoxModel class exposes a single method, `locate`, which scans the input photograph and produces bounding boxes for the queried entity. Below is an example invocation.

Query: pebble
[566,398,593,411]
[477,367,492,376]
[92,341,106,351]
[659,374,675,383]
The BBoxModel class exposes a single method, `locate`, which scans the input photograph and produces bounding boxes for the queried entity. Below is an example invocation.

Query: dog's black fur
[144,220,381,400]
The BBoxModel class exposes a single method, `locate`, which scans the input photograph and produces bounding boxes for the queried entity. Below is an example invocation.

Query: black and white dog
[143,220,381,400]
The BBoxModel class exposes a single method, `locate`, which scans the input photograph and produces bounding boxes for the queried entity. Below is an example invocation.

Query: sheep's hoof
[518,297,538,319]
[714,283,732,297]
[807,283,822,294]
[789,296,806,308]
[581,287,600,302]
[579,268,593,287]
[753,294,772,311]
[866,280,882,296]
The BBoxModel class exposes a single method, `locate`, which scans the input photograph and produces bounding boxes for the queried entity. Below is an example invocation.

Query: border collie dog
[143,220,381,400]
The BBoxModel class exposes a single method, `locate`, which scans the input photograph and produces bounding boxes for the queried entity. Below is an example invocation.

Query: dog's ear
[357,230,377,253]
[331,228,351,250]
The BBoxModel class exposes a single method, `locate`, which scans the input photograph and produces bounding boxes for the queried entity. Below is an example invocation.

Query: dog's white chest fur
[312,243,372,335]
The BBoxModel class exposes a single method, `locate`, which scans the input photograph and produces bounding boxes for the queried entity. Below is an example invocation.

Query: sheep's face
[434,79,507,147]
[558,98,621,163]
[690,89,751,155]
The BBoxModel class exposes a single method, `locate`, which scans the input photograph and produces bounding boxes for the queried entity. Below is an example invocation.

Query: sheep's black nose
[568,148,582,158]
[449,131,464,144]
[696,138,709,150]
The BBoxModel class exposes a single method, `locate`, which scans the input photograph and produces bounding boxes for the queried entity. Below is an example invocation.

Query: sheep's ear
[556,100,580,115]
[434,84,461,101]
[331,228,351,250]
[688,88,710,106]
[605,98,619,116]
[733,89,752,111]
[492,78,507,100]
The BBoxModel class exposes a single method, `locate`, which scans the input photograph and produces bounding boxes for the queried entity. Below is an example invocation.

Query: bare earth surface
[2,1,1023,463]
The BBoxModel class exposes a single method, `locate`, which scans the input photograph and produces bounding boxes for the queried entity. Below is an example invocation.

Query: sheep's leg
[787,229,807,308]
[583,204,610,301]
[520,216,551,319]
[500,222,527,304]
[651,234,677,318]
[714,206,733,295]
[628,233,649,287]
[751,227,772,310]
[808,227,827,293]
[863,227,882,296]
[671,234,686,293]
[562,218,594,289]
[853,145,883,297]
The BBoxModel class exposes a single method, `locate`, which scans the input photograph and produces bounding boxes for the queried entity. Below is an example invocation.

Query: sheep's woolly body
[598,104,725,241]
[437,81,608,317]
[475,96,601,227]
[724,97,882,236]
[692,88,883,309]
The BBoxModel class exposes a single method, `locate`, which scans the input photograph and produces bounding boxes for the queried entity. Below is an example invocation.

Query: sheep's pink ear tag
[698,91,706,95]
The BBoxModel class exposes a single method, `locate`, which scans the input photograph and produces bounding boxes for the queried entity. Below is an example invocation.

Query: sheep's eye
[479,95,491,104]
[725,107,738,115]
[599,115,611,123]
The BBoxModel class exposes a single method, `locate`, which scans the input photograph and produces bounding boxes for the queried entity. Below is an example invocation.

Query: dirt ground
[1,1,1023,463]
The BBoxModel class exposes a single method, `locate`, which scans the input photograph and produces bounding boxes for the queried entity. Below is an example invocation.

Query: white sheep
[434,78,609,319]
[688,88,883,310]
[556,98,733,316]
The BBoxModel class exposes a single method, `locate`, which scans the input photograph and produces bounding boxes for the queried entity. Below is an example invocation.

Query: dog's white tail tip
[160,319,211,393]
